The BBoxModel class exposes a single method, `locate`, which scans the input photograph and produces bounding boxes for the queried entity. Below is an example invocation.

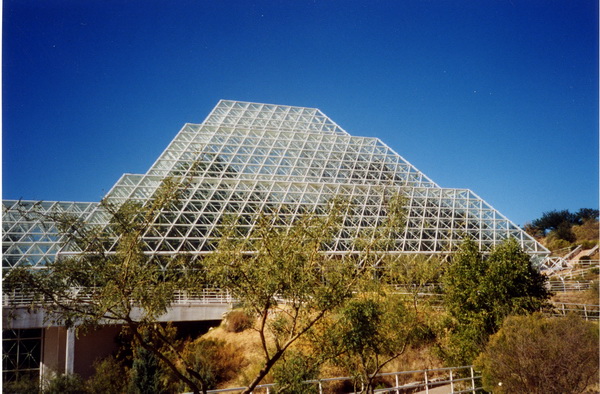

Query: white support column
[65,328,75,374]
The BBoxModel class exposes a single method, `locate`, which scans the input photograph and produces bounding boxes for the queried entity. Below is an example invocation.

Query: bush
[43,374,86,394]
[545,237,570,252]
[86,356,128,394]
[272,351,319,394]
[224,310,253,333]
[128,345,164,394]
[3,376,40,394]
[572,219,600,243]
[578,240,598,249]
[476,313,599,394]
[440,239,550,365]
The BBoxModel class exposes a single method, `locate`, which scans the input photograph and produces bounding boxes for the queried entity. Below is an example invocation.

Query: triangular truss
[2,100,550,269]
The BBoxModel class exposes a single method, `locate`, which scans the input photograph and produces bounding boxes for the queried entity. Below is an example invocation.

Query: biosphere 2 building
[2,100,550,380]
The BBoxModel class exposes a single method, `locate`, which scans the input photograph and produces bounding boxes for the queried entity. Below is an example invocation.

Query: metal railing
[571,259,600,268]
[562,245,583,261]
[185,365,482,393]
[547,280,594,292]
[551,303,600,321]
[552,265,599,280]
[171,289,234,304]
[3,288,235,307]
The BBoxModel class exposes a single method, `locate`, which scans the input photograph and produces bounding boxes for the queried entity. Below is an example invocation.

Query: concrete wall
[73,325,122,378]
[4,303,231,381]
[4,303,230,329]
[41,327,67,379]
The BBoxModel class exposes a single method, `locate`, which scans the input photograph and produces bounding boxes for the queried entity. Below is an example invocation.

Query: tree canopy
[4,180,211,393]
[529,208,599,234]
[440,238,551,365]
[4,182,413,393]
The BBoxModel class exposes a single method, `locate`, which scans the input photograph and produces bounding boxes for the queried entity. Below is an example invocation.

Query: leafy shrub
[86,356,128,394]
[273,351,319,394]
[44,374,86,394]
[128,345,164,394]
[578,240,598,249]
[553,222,576,242]
[545,237,570,252]
[3,376,40,394]
[224,310,253,333]
[440,239,550,365]
[476,313,599,394]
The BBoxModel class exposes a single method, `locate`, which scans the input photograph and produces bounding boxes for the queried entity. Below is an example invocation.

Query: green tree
[325,293,416,394]
[382,254,442,315]
[475,313,599,394]
[272,351,319,394]
[5,183,409,393]
[128,343,163,394]
[86,356,128,394]
[3,179,210,394]
[205,193,408,393]
[531,209,575,233]
[440,238,551,365]
[205,200,366,394]
[574,208,599,224]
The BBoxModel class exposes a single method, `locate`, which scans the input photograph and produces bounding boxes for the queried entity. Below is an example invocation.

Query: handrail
[182,365,482,394]
[547,279,594,292]
[551,265,600,280]
[563,245,583,261]
[551,302,600,321]
[3,288,235,307]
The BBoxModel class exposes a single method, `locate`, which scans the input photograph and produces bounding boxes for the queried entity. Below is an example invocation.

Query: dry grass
[551,289,599,305]
[572,220,600,244]
[204,323,269,388]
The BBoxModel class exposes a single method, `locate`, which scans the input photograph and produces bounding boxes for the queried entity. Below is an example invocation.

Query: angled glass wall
[2,100,550,271]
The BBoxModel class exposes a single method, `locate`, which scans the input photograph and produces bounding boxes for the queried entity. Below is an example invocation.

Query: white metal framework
[2,100,550,270]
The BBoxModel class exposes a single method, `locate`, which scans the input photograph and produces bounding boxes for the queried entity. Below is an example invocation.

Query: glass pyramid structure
[2,100,550,270]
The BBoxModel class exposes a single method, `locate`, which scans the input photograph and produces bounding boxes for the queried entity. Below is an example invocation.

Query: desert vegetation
[524,208,599,252]
[3,179,598,393]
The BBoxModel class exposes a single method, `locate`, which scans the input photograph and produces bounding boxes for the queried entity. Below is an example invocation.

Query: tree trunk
[241,351,284,394]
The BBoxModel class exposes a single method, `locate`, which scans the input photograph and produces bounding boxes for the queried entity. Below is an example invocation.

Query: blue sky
[3,0,598,226]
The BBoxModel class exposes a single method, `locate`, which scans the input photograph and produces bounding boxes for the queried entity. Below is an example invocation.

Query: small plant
[225,310,254,333]
[44,373,86,394]
[273,351,319,394]
[3,375,40,394]
[578,240,598,249]
[86,356,128,394]
[545,237,570,252]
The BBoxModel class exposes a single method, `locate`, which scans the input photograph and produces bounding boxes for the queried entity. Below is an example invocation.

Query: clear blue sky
[3,0,598,226]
